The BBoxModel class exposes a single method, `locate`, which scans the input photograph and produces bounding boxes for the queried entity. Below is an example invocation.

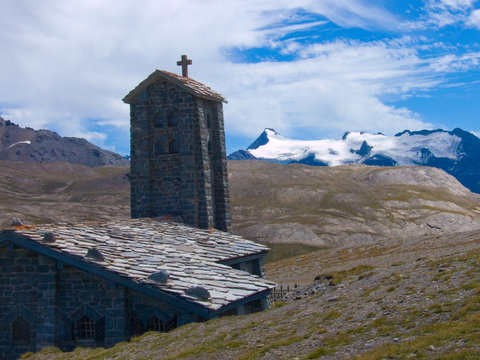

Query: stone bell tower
[123,55,231,231]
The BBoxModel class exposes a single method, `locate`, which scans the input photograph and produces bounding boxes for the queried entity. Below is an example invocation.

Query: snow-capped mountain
[228,128,480,193]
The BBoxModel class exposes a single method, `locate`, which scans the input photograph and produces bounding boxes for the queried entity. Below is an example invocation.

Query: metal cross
[177,55,192,77]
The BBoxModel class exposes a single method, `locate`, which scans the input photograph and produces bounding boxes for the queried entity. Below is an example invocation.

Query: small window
[169,139,179,154]
[78,316,95,339]
[147,316,164,332]
[208,140,213,155]
[12,317,29,342]
[206,113,211,129]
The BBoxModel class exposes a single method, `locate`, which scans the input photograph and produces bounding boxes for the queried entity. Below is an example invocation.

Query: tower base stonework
[124,69,231,231]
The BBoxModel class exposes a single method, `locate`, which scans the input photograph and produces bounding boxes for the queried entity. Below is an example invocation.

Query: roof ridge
[123,70,227,104]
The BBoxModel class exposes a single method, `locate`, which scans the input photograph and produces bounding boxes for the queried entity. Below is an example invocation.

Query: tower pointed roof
[123,70,227,104]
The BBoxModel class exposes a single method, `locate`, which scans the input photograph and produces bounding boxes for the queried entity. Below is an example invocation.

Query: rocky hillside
[1,160,480,250]
[229,160,480,247]
[0,117,129,167]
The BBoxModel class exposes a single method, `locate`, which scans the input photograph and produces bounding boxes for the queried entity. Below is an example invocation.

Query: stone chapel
[0,57,274,360]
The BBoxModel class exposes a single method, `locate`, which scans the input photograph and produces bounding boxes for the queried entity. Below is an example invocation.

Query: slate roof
[122,70,227,104]
[1,218,274,318]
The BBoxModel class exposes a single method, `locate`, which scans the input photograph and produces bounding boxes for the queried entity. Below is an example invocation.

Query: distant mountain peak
[247,128,280,150]
[228,127,480,193]
[0,116,129,167]
[264,128,279,135]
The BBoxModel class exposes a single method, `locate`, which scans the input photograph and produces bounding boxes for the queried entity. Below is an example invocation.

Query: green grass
[351,289,480,360]
[352,313,480,359]
[303,346,334,359]
[262,242,324,263]
[315,264,376,284]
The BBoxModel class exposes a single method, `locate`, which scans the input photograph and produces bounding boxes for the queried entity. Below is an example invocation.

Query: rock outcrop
[0,117,129,167]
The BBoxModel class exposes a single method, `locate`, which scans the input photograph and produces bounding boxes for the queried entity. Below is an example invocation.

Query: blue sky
[1,0,480,155]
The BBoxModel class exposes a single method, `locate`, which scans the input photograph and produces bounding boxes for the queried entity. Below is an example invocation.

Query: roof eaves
[1,231,211,318]
[218,250,269,266]
[207,287,274,319]
[122,70,161,104]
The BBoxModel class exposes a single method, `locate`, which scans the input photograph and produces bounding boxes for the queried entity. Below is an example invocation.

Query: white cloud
[306,0,401,30]
[0,0,479,153]
[418,0,477,28]
[466,9,480,27]
[221,38,437,139]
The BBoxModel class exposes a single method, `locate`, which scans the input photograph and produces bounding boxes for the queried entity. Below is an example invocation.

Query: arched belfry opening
[123,56,231,231]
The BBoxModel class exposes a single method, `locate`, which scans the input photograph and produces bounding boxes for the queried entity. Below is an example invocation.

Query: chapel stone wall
[0,247,56,360]
[0,245,196,360]
[55,265,126,350]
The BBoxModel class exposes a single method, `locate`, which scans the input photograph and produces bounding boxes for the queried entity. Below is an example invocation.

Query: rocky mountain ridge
[3,159,479,249]
[0,117,129,167]
[228,160,480,247]
[228,128,480,193]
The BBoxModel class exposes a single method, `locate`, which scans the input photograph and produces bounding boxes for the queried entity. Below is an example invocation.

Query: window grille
[78,316,95,339]
[147,316,165,332]
[12,317,29,342]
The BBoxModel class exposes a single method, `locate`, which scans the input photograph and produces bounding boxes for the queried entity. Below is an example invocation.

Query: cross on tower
[177,55,192,77]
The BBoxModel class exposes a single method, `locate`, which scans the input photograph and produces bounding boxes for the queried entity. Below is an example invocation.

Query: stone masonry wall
[0,245,198,360]
[230,258,265,278]
[130,80,202,225]
[55,265,126,351]
[0,246,56,360]
[125,289,201,332]
[197,99,231,231]
[129,78,231,231]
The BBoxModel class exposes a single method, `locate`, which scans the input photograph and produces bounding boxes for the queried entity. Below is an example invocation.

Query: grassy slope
[0,161,130,228]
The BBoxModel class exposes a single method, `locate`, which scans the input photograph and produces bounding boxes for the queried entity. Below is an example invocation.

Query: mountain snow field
[248,129,462,166]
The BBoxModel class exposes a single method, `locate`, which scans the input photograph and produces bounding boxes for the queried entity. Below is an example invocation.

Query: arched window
[78,316,95,339]
[147,316,165,332]
[12,317,29,342]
